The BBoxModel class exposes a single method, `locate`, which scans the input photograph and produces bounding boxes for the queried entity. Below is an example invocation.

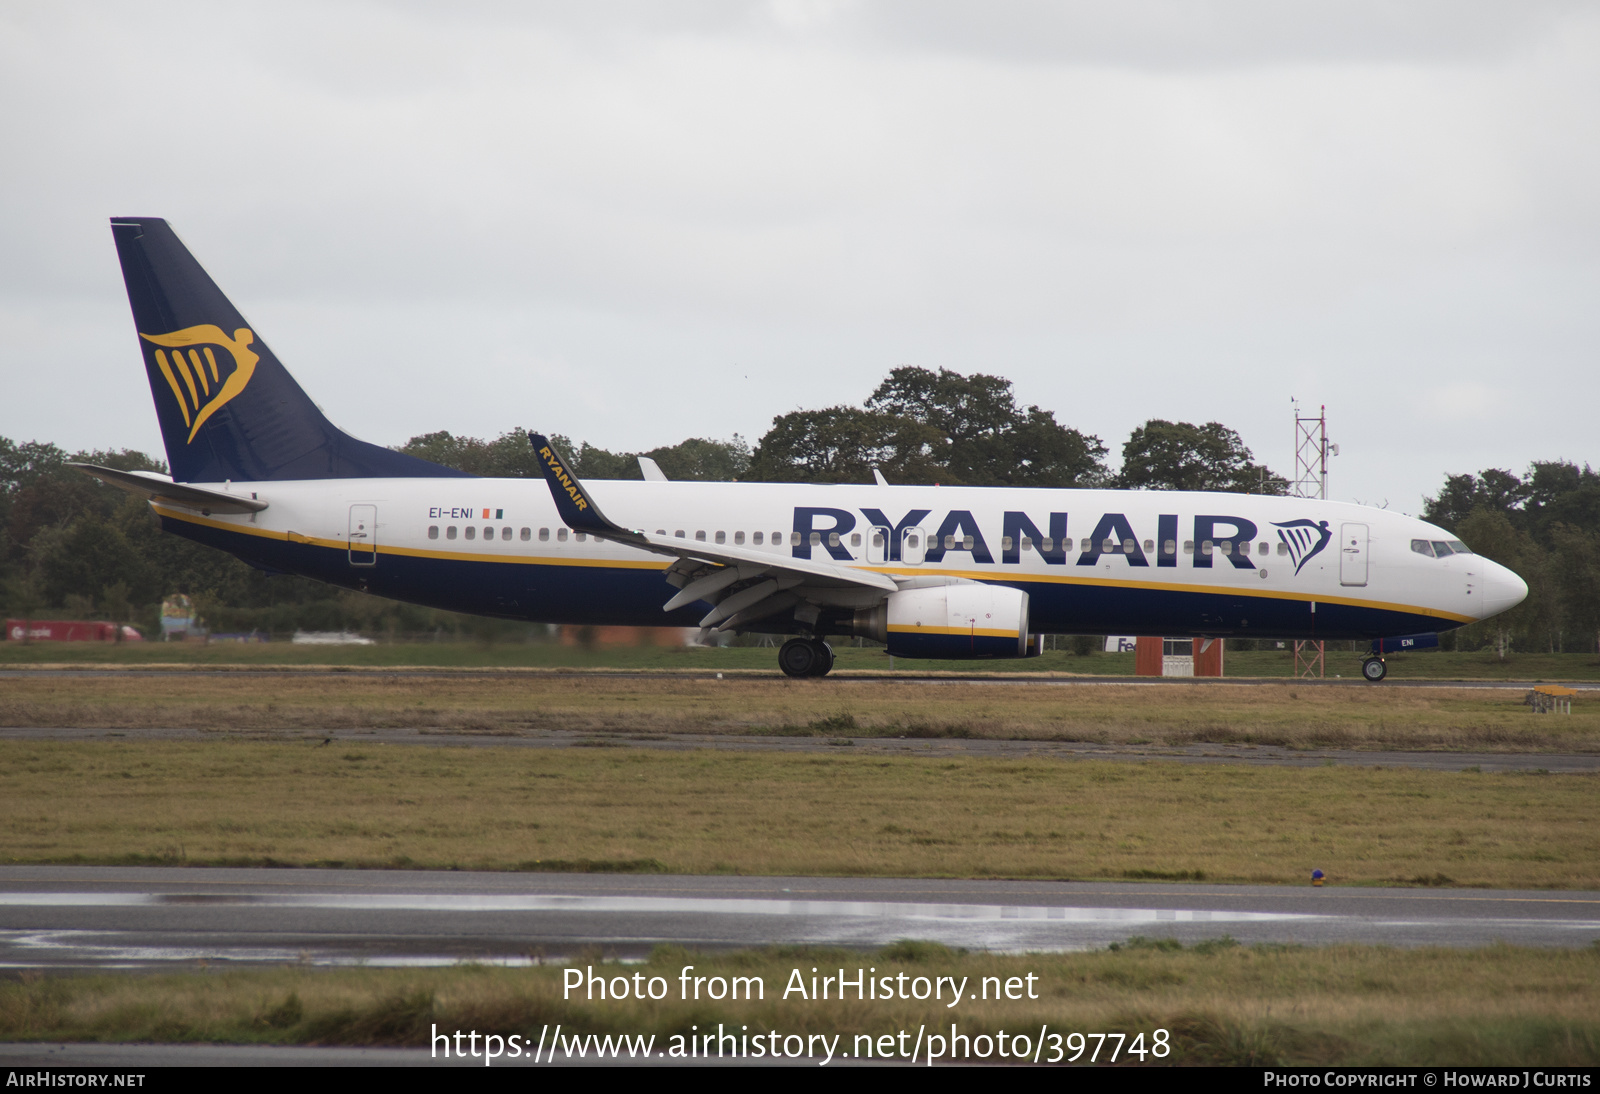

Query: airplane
[74,217,1529,681]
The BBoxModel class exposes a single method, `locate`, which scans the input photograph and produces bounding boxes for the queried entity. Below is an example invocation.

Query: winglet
[527,432,634,537]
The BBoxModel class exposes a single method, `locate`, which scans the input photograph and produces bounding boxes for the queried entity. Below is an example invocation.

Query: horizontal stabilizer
[70,463,267,514]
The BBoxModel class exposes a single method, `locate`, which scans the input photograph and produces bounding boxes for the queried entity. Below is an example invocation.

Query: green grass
[3,942,1597,1065]
[2,639,1599,681]
[0,741,1594,886]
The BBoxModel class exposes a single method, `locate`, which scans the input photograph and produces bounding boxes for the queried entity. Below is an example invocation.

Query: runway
[3,724,1594,772]
[2,867,1596,968]
[5,666,1599,690]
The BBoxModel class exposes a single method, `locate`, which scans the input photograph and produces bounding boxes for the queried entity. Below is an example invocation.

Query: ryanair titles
[791,506,1332,572]
[537,445,591,514]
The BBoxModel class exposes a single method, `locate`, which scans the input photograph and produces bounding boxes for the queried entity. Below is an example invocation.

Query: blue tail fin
[110,217,469,483]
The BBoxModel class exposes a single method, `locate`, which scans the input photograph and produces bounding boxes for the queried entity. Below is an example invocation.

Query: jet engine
[851,583,1035,659]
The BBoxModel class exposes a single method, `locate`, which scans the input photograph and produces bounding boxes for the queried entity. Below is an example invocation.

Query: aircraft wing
[70,463,268,515]
[528,432,896,629]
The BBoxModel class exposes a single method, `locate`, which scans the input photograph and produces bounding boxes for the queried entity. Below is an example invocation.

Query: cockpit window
[1431,541,1454,557]
[1448,540,1472,555]
[1411,539,1435,557]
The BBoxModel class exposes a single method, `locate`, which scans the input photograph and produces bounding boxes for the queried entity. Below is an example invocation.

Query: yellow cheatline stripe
[153,351,191,427]
[151,507,668,570]
[857,564,1474,625]
[151,507,1472,623]
[888,625,1017,638]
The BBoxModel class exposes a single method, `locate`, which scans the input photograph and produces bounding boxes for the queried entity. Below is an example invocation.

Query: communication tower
[1290,401,1333,679]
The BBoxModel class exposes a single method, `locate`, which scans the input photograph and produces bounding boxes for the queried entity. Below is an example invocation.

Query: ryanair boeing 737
[75,218,1528,680]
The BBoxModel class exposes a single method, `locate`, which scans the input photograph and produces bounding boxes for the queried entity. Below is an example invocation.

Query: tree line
[2,367,1593,652]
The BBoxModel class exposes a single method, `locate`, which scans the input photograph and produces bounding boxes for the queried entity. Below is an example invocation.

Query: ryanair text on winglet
[539,445,590,512]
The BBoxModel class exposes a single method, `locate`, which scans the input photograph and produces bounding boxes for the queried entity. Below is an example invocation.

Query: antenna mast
[1291,400,1329,678]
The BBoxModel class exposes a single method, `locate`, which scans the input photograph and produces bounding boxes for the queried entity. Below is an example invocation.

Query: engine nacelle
[852,583,1033,659]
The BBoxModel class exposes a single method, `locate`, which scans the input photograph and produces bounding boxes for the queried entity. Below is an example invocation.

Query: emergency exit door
[349,505,377,566]
[1339,522,1367,586]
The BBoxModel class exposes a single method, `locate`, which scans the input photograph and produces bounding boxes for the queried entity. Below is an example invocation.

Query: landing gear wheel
[778,638,835,678]
[809,640,835,677]
[778,638,819,678]
[1361,657,1388,682]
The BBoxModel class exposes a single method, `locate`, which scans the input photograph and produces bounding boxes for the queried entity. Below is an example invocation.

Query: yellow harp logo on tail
[138,325,260,443]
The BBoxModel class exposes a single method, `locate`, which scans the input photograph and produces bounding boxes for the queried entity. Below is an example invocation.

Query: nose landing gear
[778,637,835,678]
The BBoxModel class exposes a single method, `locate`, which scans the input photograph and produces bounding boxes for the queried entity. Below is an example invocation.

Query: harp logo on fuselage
[139,325,260,443]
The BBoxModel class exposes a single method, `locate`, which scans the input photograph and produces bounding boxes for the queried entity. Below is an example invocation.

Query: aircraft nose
[1477,558,1528,620]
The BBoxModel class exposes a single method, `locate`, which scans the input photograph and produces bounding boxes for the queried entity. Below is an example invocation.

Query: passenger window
[1220,541,1232,555]
[1183,540,1194,554]
[828,532,840,547]
[1201,540,1213,555]
[428,526,439,540]
[482,526,493,540]
[811,532,822,546]
[1277,542,1288,556]
[464,527,476,541]
[775,532,784,547]
[850,533,861,547]
[501,527,512,541]
[944,535,955,549]
[872,532,884,548]
[656,529,666,536]
[1021,536,1032,551]
[1163,539,1176,555]
[695,530,706,542]
[576,532,587,542]
[734,531,745,545]
[1411,539,1435,557]
[1001,536,1014,551]
[520,528,531,541]
[1103,538,1116,553]
[752,532,764,545]
[963,535,975,550]
[557,528,568,542]
[539,528,550,541]
[675,530,686,538]
[1258,542,1268,555]
[1122,538,1135,553]
[790,532,800,546]
[1045,537,1058,551]
[447,526,457,540]
[715,531,726,544]
[907,535,919,549]
[1144,539,1154,552]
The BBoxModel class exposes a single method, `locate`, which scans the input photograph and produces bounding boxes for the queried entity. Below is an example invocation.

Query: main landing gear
[778,638,835,678]
[1361,657,1388,682]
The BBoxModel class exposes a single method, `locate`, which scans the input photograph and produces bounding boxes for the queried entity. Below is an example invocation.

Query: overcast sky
[2,1,1596,514]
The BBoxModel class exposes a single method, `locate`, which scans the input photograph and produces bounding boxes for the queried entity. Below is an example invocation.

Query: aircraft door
[349,504,377,566]
[866,526,891,565]
[1339,522,1367,586]
[900,526,927,565]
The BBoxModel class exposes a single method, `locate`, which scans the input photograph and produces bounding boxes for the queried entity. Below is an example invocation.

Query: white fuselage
[149,477,1528,643]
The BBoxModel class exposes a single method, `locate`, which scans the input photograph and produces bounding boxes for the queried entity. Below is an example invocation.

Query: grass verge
[0,741,1594,886]
[2,676,1597,753]
[3,942,1597,1065]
